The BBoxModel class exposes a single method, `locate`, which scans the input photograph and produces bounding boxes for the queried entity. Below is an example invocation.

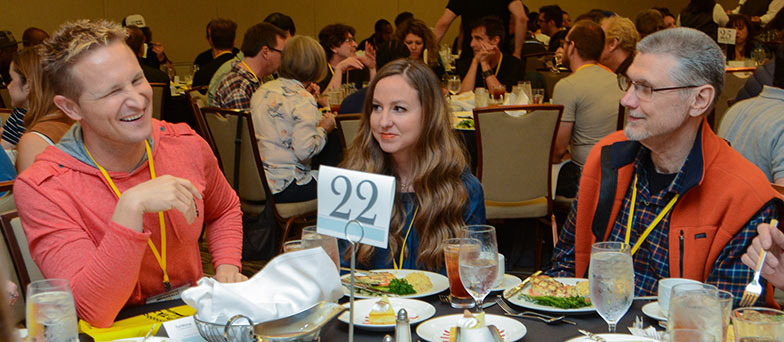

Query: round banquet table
[88,293,658,342]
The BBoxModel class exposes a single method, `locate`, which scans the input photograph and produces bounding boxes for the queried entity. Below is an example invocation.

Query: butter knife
[579,329,607,342]
[503,270,541,299]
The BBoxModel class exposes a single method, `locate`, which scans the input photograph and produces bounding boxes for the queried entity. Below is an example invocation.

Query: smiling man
[547,28,783,307]
[13,20,245,327]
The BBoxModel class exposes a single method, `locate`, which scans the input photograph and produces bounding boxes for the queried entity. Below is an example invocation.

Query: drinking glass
[731,307,784,342]
[447,75,461,98]
[664,329,716,342]
[443,238,474,308]
[589,241,634,333]
[26,279,79,342]
[751,46,766,66]
[301,226,340,269]
[474,88,489,108]
[490,85,506,105]
[667,283,723,342]
[552,54,563,73]
[532,89,545,104]
[458,225,498,312]
[283,239,303,253]
[717,289,733,340]
[518,81,533,102]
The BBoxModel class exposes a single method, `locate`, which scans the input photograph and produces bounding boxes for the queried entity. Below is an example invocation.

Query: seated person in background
[551,20,624,198]
[548,28,782,306]
[317,23,376,92]
[719,46,784,184]
[192,19,239,88]
[15,48,74,173]
[125,26,170,86]
[251,36,336,203]
[14,19,245,327]
[212,23,287,111]
[636,9,666,39]
[1,48,34,149]
[193,19,240,72]
[677,0,729,41]
[207,12,296,105]
[726,15,754,61]
[458,16,524,93]
[653,7,677,29]
[123,14,171,71]
[538,5,568,51]
[21,27,48,47]
[359,19,394,51]
[396,19,445,78]
[340,59,486,271]
[599,16,640,75]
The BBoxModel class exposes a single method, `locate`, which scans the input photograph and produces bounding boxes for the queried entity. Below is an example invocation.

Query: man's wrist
[481,69,495,79]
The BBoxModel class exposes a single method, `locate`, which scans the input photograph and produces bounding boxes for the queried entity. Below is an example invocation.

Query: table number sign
[317,165,396,248]
[718,28,737,45]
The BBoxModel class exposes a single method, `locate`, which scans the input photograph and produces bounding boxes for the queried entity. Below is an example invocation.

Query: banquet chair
[185,86,217,157]
[0,86,9,109]
[336,113,362,150]
[0,209,44,299]
[473,104,564,268]
[149,82,167,120]
[200,108,316,252]
[0,108,11,126]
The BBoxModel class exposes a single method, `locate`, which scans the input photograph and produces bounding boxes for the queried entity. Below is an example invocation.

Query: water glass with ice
[589,241,634,333]
[26,279,79,342]
[301,226,340,270]
[667,283,723,342]
[458,225,498,312]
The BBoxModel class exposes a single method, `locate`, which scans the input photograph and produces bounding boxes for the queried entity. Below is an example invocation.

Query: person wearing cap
[22,27,49,47]
[123,14,170,70]
[0,31,18,85]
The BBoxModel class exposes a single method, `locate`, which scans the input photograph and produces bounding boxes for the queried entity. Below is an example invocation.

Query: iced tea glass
[444,238,474,308]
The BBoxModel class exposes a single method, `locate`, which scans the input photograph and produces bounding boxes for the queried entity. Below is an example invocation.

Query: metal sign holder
[344,219,366,342]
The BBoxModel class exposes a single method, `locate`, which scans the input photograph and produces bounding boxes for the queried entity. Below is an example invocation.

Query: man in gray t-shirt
[551,20,624,197]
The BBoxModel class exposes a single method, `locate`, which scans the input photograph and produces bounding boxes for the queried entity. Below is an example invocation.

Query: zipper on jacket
[679,230,685,277]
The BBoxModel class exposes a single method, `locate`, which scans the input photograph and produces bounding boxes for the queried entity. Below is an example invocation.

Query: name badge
[317,166,395,248]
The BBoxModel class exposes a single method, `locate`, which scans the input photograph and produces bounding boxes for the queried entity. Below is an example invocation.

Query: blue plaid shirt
[549,146,776,306]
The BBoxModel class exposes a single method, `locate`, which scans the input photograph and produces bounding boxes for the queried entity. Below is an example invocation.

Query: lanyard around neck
[240,61,259,82]
[393,205,419,270]
[84,140,172,290]
[625,174,680,256]
[493,53,503,76]
[327,63,349,85]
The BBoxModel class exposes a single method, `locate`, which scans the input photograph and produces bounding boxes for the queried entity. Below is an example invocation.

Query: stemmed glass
[667,283,723,342]
[447,75,461,100]
[26,279,79,342]
[458,225,498,312]
[589,242,634,333]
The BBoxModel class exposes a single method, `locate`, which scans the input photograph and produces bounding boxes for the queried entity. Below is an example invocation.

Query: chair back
[185,86,218,160]
[336,113,362,150]
[0,108,11,126]
[0,86,10,109]
[149,82,167,120]
[0,209,44,299]
[524,51,553,72]
[473,105,563,204]
[201,107,267,204]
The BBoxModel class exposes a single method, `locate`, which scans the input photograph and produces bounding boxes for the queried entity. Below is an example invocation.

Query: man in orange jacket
[547,27,782,307]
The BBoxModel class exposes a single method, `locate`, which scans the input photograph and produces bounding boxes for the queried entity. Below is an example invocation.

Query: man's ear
[608,38,620,52]
[491,36,501,46]
[53,95,83,121]
[688,85,715,117]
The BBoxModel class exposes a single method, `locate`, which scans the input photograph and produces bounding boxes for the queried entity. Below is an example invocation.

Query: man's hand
[336,57,365,73]
[214,264,247,283]
[476,42,497,65]
[112,175,202,232]
[741,223,784,289]
[151,42,166,62]
[359,42,377,70]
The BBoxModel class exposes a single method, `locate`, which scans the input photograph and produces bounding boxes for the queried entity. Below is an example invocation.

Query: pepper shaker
[394,308,411,342]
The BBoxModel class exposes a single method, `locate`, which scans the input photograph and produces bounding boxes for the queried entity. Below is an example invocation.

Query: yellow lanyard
[327,63,349,85]
[84,140,171,290]
[392,206,419,270]
[625,174,680,256]
[240,61,259,82]
[494,53,503,76]
[575,63,614,73]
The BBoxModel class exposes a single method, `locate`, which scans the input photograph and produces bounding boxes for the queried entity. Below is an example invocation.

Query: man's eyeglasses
[269,47,282,53]
[560,39,572,48]
[617,74,700,101]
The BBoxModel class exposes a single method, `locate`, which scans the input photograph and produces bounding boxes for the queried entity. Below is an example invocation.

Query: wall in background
[1,0,741,68]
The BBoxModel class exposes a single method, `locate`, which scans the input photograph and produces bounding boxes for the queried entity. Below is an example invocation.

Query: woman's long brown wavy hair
[340,59,468,270]
[396,19,439,67]
[13,47,66,129]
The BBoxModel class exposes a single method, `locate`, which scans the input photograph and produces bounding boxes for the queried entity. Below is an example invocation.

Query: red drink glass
[444,238,474,308]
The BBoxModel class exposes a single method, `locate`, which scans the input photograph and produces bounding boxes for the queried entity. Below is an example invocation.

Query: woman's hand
[214,264,247,283]
[318,112,337,133]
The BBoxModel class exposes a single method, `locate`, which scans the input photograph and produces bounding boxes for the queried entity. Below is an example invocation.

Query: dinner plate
[506,277,596,314]
[641,301,667,322]
[110,338,170,342]
[416,313,527,342]
[564,333,657,342]
[337,297,436,331]
[492,274,523,292]
[341,269,449,299]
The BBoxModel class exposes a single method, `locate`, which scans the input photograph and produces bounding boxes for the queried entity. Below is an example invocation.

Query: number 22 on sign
[317,166,396,248]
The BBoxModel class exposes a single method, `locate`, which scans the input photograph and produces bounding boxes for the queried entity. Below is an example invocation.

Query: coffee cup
[658,278,701,315]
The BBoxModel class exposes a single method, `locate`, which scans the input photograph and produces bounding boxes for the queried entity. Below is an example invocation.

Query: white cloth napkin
[503,91,530,117]
[182,248,343,324]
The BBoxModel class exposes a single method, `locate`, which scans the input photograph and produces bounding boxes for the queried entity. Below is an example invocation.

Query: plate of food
[337,296,436,331]
[416,311,527,342]
[564,334,657,342]
[507,275,595,314]
[341,269,449,299]
[454,118,475,130]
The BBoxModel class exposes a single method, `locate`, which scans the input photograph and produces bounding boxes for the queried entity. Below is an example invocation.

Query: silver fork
[739,219,777,307]
[438,294,450,305]
[494,296,576,325]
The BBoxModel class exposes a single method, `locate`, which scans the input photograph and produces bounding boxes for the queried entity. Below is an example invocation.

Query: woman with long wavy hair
[396,19,445,79]
[340,59,485,271]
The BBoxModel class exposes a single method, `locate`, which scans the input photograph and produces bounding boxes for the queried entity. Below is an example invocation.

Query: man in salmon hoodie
[13,19,246,328]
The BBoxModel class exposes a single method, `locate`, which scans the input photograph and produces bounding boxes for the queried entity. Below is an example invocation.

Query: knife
[503,270,541,299]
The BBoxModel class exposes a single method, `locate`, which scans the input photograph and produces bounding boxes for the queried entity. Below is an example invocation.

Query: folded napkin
[450,91,476,112]
[503,91,530,117]
[182,248,343,324]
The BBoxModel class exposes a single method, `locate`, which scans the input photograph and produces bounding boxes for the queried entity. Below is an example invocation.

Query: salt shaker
[382,335,394,342]
[394,308,411,342]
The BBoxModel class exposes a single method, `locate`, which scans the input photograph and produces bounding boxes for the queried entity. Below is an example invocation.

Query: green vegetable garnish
[456,119,474,129]
[521,295,591,309]
[374,278,416,295]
